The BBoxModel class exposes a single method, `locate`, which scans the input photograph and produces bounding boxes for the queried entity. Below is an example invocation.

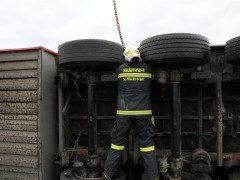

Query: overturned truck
[57,33,240,180]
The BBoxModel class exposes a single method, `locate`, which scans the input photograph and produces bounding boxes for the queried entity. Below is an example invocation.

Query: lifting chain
[112,0,125,49]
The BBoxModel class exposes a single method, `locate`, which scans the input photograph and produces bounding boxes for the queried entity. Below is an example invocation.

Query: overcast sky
[0,0,240,52]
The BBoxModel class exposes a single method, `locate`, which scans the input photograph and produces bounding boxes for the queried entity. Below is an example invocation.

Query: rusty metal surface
[0,61,37,71]
[0,154,38,167]
[0,142,38,155]
[0,171,38,180]
[0,165,39,174]
[39,50,57,180]
[0,79,38,90]
[0,91,37,102]
[0,102,38,114]
[0,130,38,143]
[0,51,39,62]
[0,120,37,131]
[0,70,38,79]
[0,49,57,179]
[0,114,37,121]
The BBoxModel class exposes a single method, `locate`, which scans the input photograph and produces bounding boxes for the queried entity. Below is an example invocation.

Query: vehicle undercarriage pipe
[170,71,181,159]
[58,73,65,153]
[170,70,182,180]
[87,72,97,155]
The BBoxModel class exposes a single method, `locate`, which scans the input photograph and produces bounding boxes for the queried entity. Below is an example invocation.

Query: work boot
[103,172,112,180]
[150,177,159,180]
[142,173,160,180]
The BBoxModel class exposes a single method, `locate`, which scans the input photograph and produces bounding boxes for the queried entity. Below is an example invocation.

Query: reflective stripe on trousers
[140,146,155,152]
[111,144,124,150]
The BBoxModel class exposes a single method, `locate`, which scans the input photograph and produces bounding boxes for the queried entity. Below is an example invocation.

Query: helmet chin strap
[127,57,142,63]
[125,56,141,62]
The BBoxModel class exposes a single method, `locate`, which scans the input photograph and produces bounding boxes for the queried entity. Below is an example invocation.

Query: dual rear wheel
[59,33,211,72]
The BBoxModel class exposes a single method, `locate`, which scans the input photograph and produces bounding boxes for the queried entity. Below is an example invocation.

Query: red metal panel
[0,46,57,55]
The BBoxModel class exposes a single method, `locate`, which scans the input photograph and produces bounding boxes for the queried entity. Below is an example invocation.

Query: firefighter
[104,46,159,180]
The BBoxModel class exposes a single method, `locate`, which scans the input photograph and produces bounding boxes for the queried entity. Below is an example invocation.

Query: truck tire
[60,168,102,180]
[225,36,240,65]
[139,33,210,68]
[228,168,240,180]
[60,168,125,180]
[195,173,212,180]
[59,39,124,71]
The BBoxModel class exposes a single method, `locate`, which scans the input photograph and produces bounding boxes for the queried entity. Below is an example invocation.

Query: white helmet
[123,46,142,63]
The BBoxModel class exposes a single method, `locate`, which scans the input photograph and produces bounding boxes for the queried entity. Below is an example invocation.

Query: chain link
[112,0,125,49]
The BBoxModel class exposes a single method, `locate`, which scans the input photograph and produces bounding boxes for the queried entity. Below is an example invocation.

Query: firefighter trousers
[104,117,159,180]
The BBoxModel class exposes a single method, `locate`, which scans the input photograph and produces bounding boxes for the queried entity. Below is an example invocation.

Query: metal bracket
[190,71,211,80]
[100,73,118,82]
[169,158,183,180]
[87,73,98,85]
[170,71,181,83]
[61,151,70,167]
[62,121,74,144]
[155,70,169,84]
[62,89,73,115]
[191,164,213,173]
[59,73,69,87]
[87,155,101,167]
[170,158,183,172]
[157,157,169,173]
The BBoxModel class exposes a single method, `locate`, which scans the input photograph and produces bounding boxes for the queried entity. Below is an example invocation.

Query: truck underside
[57,37,240,180]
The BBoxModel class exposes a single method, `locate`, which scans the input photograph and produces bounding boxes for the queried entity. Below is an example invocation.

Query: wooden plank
[0,61,37,71]
[0,165,38,174]
[0,103,38,115]
[0,114,37,121]
[0,51,38,62]
[0,171,38,180]
[0,154,38,168]
[0,91,37,102]
[0,130,37,143]
[0,70,38,79]
[0,79,38,90]
[0,120,37,131]
[0,142,38,156]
